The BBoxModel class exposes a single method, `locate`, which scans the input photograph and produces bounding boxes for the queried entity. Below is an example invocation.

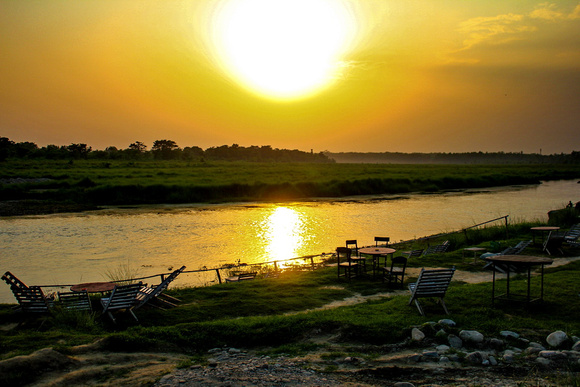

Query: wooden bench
[408,267,455,316]
[225,272,257,283]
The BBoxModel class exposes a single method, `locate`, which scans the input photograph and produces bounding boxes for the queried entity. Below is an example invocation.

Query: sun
[209,0,357,101]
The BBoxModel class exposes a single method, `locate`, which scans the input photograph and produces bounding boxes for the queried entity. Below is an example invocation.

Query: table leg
[527,266,531,304]
[492,264,496,306]
[540,264,545,301]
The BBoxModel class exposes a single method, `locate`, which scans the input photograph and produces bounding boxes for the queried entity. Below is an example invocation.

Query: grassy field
[2,159,580,207]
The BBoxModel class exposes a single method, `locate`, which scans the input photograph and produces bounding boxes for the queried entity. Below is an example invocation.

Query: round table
[359,247,396,276]
[70,281,115,294]
[530,226,560,245]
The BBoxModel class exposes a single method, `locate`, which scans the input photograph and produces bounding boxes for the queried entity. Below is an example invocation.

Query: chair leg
[129,309,139,322]
[439,298,450,315]
[414,299,425,316]
[107,311,116,324]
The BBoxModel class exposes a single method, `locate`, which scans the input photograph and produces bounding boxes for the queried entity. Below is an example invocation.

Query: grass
[2,159,580,206]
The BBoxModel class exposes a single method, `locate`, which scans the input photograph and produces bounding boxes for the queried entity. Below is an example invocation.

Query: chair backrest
[58,291,92,312]
[404,249,424,259]
[565,224,580,241]
[336,247,352,263]
[512,240,531,254]
[345,240,358,250]
[137,266,186,307]
[11,286,51,313]
[375,236,390,246]
[390,256,408,270]
[102,283,142,312]
[2,271,28,290]
[410,267,455,299]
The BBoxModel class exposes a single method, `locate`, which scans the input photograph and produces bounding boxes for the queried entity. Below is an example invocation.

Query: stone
[459,330,484,344]
[546,330,568,348]
[536,357,551,367]
[524,346,543,355]
[465,351,484,365]
[448,334,462,348]
[438,319,456,327]
[572,341,580,351]
[439,356,450,363]
[489,356,498,366]
[422,351,439,360]
[500,330,519,339]
[503,350,515,363]
[436,329,447,338]
[394,383,415,387]
[436,344,450,353]
[411,328,425,342]
[529,342,545,349]
[539,350,568,360]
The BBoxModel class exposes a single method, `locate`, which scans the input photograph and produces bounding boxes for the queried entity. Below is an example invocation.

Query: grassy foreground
[1,160,580,207]
[1,218,580,383]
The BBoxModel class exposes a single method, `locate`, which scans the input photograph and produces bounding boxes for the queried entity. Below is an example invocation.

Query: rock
[536,357,551,367]
[435,329,447,338]
[572,341,580,351]
[547,330,568,348]
[394,383,415,387]
[436,344,450,353]
[524,346,543,355]
[439,356,450,363]
[539,350,568,360]
[489,356,498,366]
[503,350,515,363]
[438,319,456,327]
[465,351,484,365]
[411,328,425,342]
[459,330,484,344]
[422,351,439,360]
[448,334,462,348]
[529,342,545,350]
[500,330,519,339]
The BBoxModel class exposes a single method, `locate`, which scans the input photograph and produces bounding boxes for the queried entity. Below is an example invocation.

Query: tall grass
[103,261,142,284]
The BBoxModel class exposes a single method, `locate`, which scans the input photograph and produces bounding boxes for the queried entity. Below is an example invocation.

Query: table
[463,247,486,264]
[530,226,560,245]
[70,281,116,294]
[486,255,553,306]
[359,247,396,277]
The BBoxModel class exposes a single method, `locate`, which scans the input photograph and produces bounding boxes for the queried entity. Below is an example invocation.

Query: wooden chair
[375,236,390,247]
[337,247,359,280]
[58,290,92,312]
[100,282,142,323]
[136,266,185,309]
[382,256,407,288]
[543,231,565,255]
[401,249,424,259]
[408,267,455,316]
[346,240,366,273]
[2,271,54,313]
[422,241,449,256]
[225,272,257,283]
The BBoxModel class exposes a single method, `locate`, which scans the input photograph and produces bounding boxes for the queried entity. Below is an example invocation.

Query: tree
[67,143,92,159]
[128,141,147,153]
[152,139,179,160]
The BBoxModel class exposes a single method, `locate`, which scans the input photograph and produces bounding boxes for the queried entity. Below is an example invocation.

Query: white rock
[547,330,568,348]
[411,328,425,341]
[459,330,484,344]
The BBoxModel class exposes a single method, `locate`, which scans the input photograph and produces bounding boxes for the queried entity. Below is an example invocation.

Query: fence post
[215,269,222,284]
[504,215,509,239]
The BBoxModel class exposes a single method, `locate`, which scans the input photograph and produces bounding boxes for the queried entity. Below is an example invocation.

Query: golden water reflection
[262,207,304,265]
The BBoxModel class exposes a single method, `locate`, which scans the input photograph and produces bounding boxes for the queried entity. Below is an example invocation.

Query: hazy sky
[1,1,579,153]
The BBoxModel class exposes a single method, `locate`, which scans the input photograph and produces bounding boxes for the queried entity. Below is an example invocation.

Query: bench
[408,267,455,316]
[225,272,257,283]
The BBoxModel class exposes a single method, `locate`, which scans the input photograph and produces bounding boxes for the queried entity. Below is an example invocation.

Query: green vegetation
[2,159,580,208]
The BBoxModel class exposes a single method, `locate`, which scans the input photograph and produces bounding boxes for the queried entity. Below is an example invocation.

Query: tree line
[0,137,333,163]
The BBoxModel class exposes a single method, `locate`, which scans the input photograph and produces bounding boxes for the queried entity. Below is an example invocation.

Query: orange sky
[1,1,579,153]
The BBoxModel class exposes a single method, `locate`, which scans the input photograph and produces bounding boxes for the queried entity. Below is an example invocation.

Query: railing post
[504,215,509,239]
[216,269,222,284]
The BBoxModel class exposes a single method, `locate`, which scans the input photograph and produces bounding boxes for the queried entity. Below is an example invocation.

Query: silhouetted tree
[152,139,179,160]
[67,143,92,159]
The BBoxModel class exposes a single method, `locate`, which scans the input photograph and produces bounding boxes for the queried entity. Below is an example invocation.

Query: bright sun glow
[264,207,303,263]
[211,0,357,100]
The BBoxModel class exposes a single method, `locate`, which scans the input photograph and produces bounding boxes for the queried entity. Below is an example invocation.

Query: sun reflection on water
[263,207,304,265]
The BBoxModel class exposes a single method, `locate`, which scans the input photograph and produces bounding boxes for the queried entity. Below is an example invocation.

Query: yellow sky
[1,0,579,153]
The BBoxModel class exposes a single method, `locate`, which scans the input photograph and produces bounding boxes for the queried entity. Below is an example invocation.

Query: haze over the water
[1,1,579,154]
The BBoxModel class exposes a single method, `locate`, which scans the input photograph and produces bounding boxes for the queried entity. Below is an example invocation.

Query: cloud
[452,2,580,57]
[530,2,580,21]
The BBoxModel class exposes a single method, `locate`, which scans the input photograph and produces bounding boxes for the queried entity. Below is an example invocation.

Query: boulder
[546,330,568,348]
[459,330,484,344]
[411,328,425,342]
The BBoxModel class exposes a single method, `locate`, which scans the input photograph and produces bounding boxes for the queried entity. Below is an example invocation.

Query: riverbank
[2,160,580,212]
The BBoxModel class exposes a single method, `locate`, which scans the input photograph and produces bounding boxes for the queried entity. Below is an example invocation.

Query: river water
[1,179,578,303]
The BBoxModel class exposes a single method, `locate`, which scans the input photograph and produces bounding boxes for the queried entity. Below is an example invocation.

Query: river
[1,179,578,303]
